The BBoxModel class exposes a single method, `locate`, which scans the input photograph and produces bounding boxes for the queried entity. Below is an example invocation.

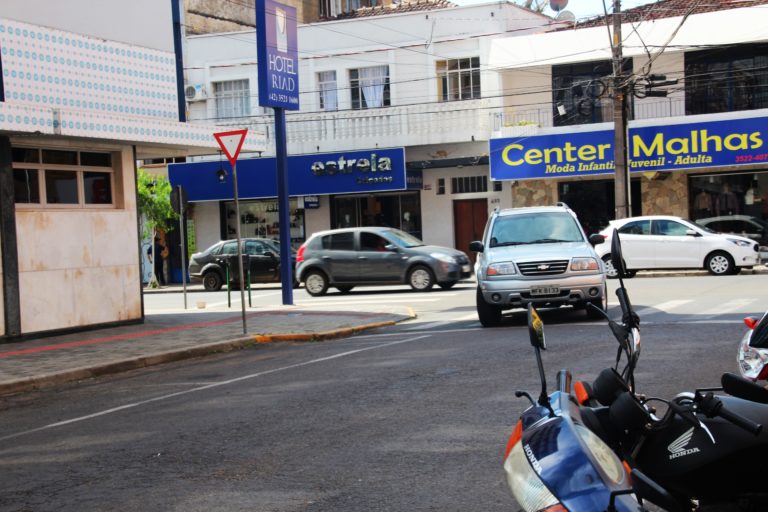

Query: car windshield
[382,228,425,248]
[490,212,583,247]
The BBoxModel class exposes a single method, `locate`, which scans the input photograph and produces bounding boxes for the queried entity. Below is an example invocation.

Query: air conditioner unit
[184,83,207,102]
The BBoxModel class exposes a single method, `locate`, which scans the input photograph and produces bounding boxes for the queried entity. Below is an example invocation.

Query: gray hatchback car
[296,227,472,296]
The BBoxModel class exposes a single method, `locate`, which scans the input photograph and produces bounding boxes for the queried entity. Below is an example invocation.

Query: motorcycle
[503,302,679,511]
[737,309,768,383]
[505,230,768,511]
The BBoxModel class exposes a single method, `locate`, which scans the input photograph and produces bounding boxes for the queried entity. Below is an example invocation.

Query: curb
[0,319,404,397]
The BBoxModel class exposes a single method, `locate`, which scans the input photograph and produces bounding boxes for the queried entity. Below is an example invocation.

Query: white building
[0,0,264,339]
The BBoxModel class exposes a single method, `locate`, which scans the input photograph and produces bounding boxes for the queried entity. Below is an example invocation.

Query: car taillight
[745,317,759,330]
[296,243,306,263]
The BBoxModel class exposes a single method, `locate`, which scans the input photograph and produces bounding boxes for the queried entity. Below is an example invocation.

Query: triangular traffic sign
[214,129,248,166]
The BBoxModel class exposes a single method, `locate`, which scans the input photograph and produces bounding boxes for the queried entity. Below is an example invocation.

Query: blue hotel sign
[490,115,768,180]
[256,0,299,110]
[168,148,407,201]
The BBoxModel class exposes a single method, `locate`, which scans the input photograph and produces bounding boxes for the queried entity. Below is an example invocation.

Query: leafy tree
[516,0,548,12]
[137,169,178,287]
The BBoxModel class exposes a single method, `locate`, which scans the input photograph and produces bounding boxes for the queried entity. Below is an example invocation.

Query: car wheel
[476,288,502,327]
[336,285,354,294]
[408,265,435,292]
[202,271,223,291]
[705,251,734,276]
[304,270,329,296]
[586,284,608,319]
[602,255,635,279]
[602,255,619,279]
[438,281,457,290]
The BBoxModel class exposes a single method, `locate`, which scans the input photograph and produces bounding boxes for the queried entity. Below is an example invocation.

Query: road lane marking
[634,300,692,317]
[0,334,432,443]
[700,298,756,316]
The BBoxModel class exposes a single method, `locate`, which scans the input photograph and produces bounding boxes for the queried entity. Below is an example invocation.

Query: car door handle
[322,256,331,260]
[358,256,368,260]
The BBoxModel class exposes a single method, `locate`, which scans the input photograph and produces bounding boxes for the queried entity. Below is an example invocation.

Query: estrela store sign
[489,115,768,180]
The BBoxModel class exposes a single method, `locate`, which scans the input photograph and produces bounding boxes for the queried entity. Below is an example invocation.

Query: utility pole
[612,0,630,219]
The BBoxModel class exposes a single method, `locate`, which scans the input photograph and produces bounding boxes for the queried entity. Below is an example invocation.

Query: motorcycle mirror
[722,372,768,404]
[749,311,768,348]
[610,229,627,278]
[630,470,683,512]
[527,303,546,350]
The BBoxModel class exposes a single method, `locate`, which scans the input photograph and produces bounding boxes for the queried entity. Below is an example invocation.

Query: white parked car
[595,215,760,277]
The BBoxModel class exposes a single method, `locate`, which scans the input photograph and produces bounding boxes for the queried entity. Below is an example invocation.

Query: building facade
[171,0,768,274]
[0,0,264,339]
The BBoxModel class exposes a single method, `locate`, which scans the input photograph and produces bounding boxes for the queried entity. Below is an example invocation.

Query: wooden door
[453,199,488,264]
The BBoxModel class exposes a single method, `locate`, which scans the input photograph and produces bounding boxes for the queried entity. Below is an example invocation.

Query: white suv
[470,204,606,327]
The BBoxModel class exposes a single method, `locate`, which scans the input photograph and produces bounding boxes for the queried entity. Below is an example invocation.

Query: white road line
[297,297,442,306]
[634,300,693,317]
[700,298,757,316]
[0,334,432,443]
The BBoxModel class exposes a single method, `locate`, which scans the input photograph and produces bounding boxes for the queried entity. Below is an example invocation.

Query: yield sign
[214,129,248,166]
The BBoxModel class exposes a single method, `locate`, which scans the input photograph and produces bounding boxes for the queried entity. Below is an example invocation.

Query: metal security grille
[517,260,569,276]
[451,175,487,194]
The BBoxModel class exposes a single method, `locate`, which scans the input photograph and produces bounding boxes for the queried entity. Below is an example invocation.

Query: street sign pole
[275,108,293,305]
[178,185,188,310]
[231,160,247,334]
[214,129,250,335]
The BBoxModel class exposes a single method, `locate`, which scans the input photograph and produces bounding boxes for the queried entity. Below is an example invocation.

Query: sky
[451,0,658,23]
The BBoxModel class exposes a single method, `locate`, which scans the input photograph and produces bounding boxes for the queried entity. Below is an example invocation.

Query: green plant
[137,169,178,287]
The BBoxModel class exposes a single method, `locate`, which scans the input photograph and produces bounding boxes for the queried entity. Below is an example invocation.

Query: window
[360,232,388,251]
[12,148,115,208]
[618,220,650,235]
[318,71,338,111]
[452,175,487,194]
[437,178,445,195]
[436,57,480,101]
[552,60,631,126]
[685,44,768,115]
[322,232,355,250]
[350,66,390,109]
[245,240,269,255]
[214,79,251,120]
[653,220,689,236]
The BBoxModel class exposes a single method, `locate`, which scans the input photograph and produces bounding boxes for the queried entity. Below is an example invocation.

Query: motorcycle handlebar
[699,392,762,436]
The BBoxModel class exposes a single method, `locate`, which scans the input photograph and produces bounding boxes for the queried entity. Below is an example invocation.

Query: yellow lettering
[751,131,764,149]
[543,147,563,164]
[725,133,749,151]
[700,130,723,153]
[526,149,543,165]
[501,144,524,166]
[632,133,664,157]
[666,137,689,155]
[578,145,596,160]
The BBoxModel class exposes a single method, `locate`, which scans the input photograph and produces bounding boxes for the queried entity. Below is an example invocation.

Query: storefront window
[331,192,422,239]
[223,197,305,249]
[689,171,768,223]
[558,179,641,234]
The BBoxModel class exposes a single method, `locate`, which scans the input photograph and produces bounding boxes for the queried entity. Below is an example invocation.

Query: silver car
[470,204,607,327]
[296,227,471,296]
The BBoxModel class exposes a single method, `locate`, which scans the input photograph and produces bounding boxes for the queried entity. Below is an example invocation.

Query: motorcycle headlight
[571,257,599,271]
[573,424,626,485]
[728,238,752,247]
[503,441,562,511]
[488,262,517,276]
[738,332,768,381]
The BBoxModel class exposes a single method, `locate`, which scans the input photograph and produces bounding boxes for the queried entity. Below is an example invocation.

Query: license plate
[530,286,559,296]
[462,264,471,272]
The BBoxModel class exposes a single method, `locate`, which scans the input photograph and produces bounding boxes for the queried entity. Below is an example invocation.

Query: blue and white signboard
[168,148,407,202]
[256,0,299,110]
[490,115,768,180]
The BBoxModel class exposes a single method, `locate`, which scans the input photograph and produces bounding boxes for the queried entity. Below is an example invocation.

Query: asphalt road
[0,275,764,511]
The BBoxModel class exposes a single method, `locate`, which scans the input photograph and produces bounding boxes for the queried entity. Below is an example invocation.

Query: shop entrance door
[558,179,641,235]
[453,199,488,264]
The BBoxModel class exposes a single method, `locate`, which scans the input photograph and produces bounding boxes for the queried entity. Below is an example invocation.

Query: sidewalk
[0,299,415,397]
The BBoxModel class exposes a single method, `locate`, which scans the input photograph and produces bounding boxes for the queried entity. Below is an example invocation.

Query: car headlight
[488,262,517,276]
[430,252,457,264]
[571,257,599,271]
[728,238,752,247]
[504,441,562,511]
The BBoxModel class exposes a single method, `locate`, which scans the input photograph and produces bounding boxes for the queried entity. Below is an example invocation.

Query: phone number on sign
[736,153,768,163]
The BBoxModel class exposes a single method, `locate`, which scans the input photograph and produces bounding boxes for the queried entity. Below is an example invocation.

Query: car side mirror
[469,241,484,253]
[384,244,397,252]
[264,250,278,258]
[686,229,701,237]
[588,233,605,246]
